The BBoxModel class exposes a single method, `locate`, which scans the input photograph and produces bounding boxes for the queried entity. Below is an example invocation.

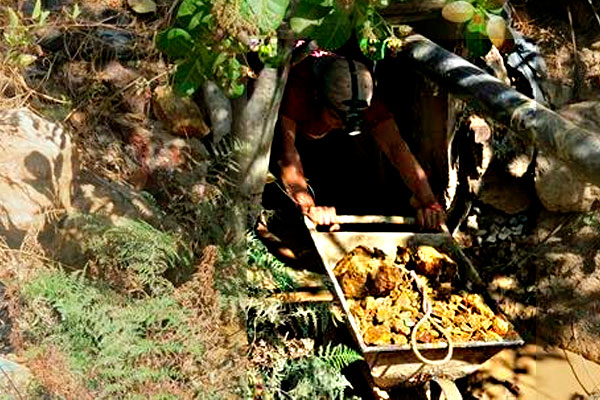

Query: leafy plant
[441,0,510,57]
[247,232,297,292]
[32,0,50,26]
[1,0,52,67]
[19,269,207,398]
[156,0,275,97]
[69,3,82,20]
[258,343,363,400]
[2,8,36,67]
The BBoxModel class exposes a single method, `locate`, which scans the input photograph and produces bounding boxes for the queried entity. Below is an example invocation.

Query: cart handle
[334,215,417,225]
[304,215,417,230]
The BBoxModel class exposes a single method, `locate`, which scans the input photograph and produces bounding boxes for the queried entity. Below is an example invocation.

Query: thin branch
[567,5,582,99]
[586,0,600,29]
[563,349,592,397]
[0,364,25,400]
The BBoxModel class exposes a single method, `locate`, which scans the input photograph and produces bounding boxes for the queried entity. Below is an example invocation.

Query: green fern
[260,343,363,400]
[19,269,210,398]
[247,232,296,292]
[72,214,193,295]
[290,303,334,337]
[317,343,363,372]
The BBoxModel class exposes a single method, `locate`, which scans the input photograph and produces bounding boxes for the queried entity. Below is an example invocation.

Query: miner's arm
[371,118,445,228]
[278,115,313,214]
[277,116,338,227]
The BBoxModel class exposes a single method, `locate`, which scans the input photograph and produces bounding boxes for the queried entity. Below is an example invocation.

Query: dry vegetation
[0,0,252,398]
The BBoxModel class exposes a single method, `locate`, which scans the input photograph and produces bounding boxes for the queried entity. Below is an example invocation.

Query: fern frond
[247,232,296,292]
[317,343,363,372]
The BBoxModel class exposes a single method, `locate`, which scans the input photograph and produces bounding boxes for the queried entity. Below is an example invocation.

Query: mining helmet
[314,56,373,136]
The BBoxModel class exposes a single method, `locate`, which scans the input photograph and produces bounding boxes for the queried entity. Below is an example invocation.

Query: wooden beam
[379,0,445,23]
[271,290,334,303]
[398,34,600,186]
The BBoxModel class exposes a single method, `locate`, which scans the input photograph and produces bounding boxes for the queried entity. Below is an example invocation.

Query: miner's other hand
[416,202,446,230]
[307,206,340,231]
[293,190,315,215]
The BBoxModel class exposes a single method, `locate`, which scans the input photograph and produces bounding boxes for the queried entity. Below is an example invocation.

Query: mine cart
[305,215,524,400]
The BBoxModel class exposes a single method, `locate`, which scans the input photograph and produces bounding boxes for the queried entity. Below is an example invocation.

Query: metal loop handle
[409,271,454,366]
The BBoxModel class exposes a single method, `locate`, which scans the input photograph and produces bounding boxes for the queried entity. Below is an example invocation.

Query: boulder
[0,109,74,248]
[0,356,32,399]
[535,101,600,212]
[535,151,600,212]
[530,210,600,364]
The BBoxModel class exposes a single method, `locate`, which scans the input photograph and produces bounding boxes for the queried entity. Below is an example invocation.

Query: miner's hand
[307,206,340,232]
[291,188,340,231]
[411,196,446,230]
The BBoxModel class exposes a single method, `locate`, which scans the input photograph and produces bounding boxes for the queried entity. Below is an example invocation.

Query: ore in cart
[305,215,524,400]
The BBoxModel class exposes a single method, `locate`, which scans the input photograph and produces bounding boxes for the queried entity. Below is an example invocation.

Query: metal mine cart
[305,215,524,400]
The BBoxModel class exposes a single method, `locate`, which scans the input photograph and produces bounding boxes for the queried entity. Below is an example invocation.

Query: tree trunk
[233,60,291,232]
[399,34,600,187]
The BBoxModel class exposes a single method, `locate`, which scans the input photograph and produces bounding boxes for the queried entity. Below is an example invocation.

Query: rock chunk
[152,85,210,138]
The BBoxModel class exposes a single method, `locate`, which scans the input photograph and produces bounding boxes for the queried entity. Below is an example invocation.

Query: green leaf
[210,53,229,77]
[155,28,194,59]
[311,8,353,50]
[245,0,290,32]
[177,0,203,18]
[290,16,319,35]
[290,1,331,35]
[32,0,42,21]
[128,0,157,14]
[464,29,491,57]
[16,53,37,67]
[176,0,210,29]
[7,7,20,28]
[174,60,205,96]
[70,3,81,20]
[466,19,485,33]
[39,10,50,25]
[228,82,246,98]
[186,7,213,36]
